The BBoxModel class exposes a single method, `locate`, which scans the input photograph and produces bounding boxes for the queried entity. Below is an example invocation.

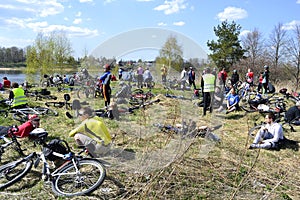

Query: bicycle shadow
[95,175,127,199]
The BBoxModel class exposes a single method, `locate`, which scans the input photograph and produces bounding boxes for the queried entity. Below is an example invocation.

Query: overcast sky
[0,0,299,60]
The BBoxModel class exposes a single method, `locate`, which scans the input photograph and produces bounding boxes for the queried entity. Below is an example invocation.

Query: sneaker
[249,143,257,149]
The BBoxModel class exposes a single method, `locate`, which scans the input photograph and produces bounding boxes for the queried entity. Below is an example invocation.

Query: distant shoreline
[0,67,25,71]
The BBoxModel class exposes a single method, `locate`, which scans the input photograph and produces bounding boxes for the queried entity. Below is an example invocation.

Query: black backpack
[42,139,69,161]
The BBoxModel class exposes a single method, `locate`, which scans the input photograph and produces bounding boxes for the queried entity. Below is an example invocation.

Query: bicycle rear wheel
[51,158,106,196]
[12,112,28,123]
[248,124,263,138]
[34,107,58,116]
[0,159,33,190]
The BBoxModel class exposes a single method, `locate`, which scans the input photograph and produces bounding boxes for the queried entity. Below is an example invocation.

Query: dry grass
[0,82,299,200]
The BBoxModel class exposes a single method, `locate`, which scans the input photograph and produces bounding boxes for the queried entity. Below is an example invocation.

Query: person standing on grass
[161,64,168,84]
[262,65,270,94]
[137,65,144,89]
[100,64,112,108]
[188,67,196,89]
[249,112,284,149]
[180,67,188,90]
[218,68,227,88]
[202,67,216,116]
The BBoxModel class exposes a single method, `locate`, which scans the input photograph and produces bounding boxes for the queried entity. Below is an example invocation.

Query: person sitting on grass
[249,112,284,149]
[226,88,240,114]
[69,106,112,158]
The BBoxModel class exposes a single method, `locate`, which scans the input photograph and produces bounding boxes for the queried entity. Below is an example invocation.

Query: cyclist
[188,67,196,89]
[284,101,300,126]
[143,67,153,88]
[230,69,239,86]
[100,64,112,107]
[2,77,11,89]
[69,107,112,158]
[13,114,41,138]
[9,82,28,108]
[226,88,240,114]
[249,112,284,149]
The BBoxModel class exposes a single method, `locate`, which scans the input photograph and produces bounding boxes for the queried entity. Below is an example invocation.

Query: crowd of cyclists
[0,63,300,176]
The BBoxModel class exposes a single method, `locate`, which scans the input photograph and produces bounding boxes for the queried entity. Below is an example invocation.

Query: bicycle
[77,78,99,99]
[45,94,72,110]
[6,106,58,123]
[128,89,155,106]
[0,125,26,162]
[0,128,106,196]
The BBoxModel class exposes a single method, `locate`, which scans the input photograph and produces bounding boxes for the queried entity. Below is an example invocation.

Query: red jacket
[14,121,34,138]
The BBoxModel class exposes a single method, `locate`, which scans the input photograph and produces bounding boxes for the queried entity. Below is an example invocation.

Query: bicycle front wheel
[51,158,106,196]
[0,159,33,190]
[34,107,58,116]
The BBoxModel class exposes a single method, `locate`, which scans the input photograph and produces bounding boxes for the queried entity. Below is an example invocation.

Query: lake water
[0,69,27,84]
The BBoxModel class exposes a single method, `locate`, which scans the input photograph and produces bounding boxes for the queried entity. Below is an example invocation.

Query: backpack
[42,139,69,161]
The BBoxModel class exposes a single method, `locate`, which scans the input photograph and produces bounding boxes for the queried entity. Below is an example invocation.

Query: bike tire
[34,107,58,116]
[51,158,106,196]
[12,112,28,123]
[248,124,263,138]
[240,103,258,113]
[0,159,33,190]
[45,102,65,108]
[77,87,93,99]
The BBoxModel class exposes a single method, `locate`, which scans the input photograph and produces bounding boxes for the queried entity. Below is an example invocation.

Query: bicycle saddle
[29,128,48,142]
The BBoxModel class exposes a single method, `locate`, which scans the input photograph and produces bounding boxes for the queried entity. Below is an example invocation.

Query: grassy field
[0,81,299,200]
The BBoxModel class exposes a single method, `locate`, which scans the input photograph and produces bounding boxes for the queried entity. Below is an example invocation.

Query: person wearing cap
[249,112,284,149]
[284,101,300,126]
[69,107,112,157]
[9,82,28,108]
[13,114,41,138]
[188,67,196,89]
[202,67,216,116]
[100,64,112,107]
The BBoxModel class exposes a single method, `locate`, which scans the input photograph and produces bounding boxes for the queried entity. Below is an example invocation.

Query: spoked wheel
[34,107,58,116]
[51,158,106,196]
[12,112,28,123]
[0,160,33,190]
[248,124,264,138]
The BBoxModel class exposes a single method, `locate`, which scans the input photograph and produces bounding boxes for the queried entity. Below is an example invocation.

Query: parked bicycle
[0,125,26,162]
[0,128,106,196]
[1,106,58,123]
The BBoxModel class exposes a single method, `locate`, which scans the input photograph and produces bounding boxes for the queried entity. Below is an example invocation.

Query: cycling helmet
[103,64,110,70]
[29,128,48,142]
[264,65,269,70]
[28,114,40,121]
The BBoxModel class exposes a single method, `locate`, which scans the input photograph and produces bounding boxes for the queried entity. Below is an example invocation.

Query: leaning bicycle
[0,128,106,196]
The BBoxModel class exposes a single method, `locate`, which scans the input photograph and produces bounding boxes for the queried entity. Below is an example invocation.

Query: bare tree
[158,35,183,72]
[268,23,288,69]
[241,28,265,71]
[286,24,300,90]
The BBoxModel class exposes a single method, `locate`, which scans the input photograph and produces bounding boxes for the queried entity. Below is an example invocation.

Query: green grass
[0,83,299,199]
